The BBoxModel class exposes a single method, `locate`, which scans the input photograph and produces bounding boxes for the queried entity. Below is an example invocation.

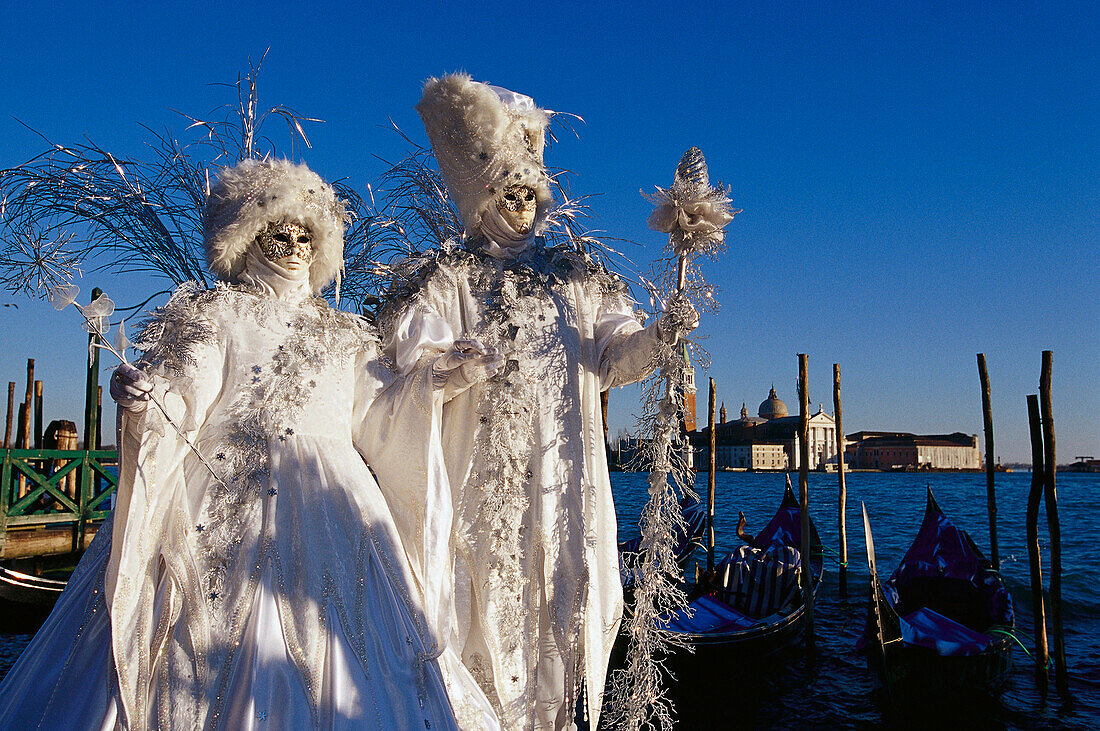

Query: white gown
[380,243,663,730]
[0,281,495,730]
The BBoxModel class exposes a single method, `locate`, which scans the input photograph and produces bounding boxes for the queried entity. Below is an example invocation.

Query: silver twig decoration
[0,53,379,312]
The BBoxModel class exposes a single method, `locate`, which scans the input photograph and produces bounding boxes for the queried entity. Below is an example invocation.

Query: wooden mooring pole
[833,364,848,597]
[21,359,34,449]
[707,378,717,574]
[798,354,813,647]
[78,288,103,552]
[977,354,999,569]
[4,381,13,448]
[84,288,102,451]
[600,389,609,444]
[34,380,43,448]
[17,360,33,497]
[1039,351,1068,694]
[1025,394,1049,692]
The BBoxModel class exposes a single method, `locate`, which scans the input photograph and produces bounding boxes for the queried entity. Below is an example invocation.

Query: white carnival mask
[496,185,537,235]
[256,220,314,264]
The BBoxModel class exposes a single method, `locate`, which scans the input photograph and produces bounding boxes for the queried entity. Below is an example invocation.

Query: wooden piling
[798,353,813,646]
[16,360,33,497]
[833,364,848,596]
[77,288,104,553]
[96,385,103,450]
[1025,394,1049,690]
[16,401,28,498]
[15,403,26,447]
[34,380,43,448]
[1039,351,1067,693]
[600,390,610,464]
[707,377,717,574]
[600,389,609,441]
[83,288,103,451]
[4,381,13,448]
[14,406,27,490]
[977,354,999,569]
[21,359,34,449]
[45,420,80,499]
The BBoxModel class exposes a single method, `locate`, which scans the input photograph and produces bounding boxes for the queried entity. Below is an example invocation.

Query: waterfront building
[1064,457,1100,473]
[689,387,837,471]
[716,441,789,470]
[845,431,981,470]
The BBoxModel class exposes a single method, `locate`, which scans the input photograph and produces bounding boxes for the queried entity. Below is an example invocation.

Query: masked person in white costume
[0,158,502,730]
[378,74,698,730]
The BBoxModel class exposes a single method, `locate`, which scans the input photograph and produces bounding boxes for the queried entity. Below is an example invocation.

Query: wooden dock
[1,448,117,560]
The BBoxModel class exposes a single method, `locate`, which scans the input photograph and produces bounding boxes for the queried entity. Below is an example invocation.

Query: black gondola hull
[867,586,1014,701]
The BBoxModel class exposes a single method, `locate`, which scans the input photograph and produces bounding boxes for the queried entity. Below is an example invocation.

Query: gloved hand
[432,338,504,389]
[656,291,700,345]
[110,362,153,412]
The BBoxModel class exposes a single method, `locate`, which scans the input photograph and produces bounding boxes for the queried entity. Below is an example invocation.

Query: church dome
[758,387,788,420]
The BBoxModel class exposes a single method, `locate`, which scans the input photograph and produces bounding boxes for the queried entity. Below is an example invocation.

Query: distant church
[688,387,838,471]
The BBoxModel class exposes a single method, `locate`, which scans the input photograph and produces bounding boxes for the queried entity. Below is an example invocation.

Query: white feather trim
[203,159,348,293]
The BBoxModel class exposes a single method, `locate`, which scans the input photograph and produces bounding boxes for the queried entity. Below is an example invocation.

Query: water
[612,470,1100,729]
[1,471,1096,728]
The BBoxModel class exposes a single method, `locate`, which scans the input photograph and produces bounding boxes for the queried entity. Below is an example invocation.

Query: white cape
[382,245,661,729]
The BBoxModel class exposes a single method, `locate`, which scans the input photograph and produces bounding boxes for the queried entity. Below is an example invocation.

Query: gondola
[621,480,825,727]
[0,563,67,632]
[663,480,823,661]
[861,489,1014,703]
[603,481,823,727]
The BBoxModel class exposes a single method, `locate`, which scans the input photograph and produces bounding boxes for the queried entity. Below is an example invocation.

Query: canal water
[612,470,1099,729]
[1,471,1096,728]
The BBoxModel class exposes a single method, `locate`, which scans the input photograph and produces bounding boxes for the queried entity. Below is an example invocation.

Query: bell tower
[680,342,697,433]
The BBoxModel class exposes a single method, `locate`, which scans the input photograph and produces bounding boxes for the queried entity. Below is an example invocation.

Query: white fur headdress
[203,158,348,293]
[416,73,554,237]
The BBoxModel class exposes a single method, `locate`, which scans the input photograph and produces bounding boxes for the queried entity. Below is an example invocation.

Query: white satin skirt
[0,523,478,730]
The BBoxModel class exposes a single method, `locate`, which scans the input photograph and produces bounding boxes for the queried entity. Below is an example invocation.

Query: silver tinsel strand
[605,148,737,731]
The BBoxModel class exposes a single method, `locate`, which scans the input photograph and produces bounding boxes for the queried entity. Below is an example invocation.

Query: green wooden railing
[1,288,119,559]
[1,448,118,555]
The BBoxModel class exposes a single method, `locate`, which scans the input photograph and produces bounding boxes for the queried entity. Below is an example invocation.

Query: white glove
[432,338,504,389]
[110,362,153,412]
[656,292,700,345]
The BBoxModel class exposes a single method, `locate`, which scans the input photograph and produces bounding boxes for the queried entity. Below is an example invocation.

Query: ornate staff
[49,284,229,489]
[605,148,737,730]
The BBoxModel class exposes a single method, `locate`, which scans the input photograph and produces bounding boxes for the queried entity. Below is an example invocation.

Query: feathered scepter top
[605,147,738,731]
[646,147,738,259]
[644,146,739,297]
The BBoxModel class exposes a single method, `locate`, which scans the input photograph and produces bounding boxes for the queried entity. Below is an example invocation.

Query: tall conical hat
[416,73,554,237]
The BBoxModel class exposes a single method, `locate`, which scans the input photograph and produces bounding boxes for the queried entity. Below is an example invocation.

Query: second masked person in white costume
[378,75,697,730]
[0,158,502,730]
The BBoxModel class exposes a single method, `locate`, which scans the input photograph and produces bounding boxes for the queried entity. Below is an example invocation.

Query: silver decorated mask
[256,220,314,263]
[497,185,537,234]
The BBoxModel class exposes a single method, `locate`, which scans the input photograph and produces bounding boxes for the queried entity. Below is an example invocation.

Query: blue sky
[1,1,1096,462]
